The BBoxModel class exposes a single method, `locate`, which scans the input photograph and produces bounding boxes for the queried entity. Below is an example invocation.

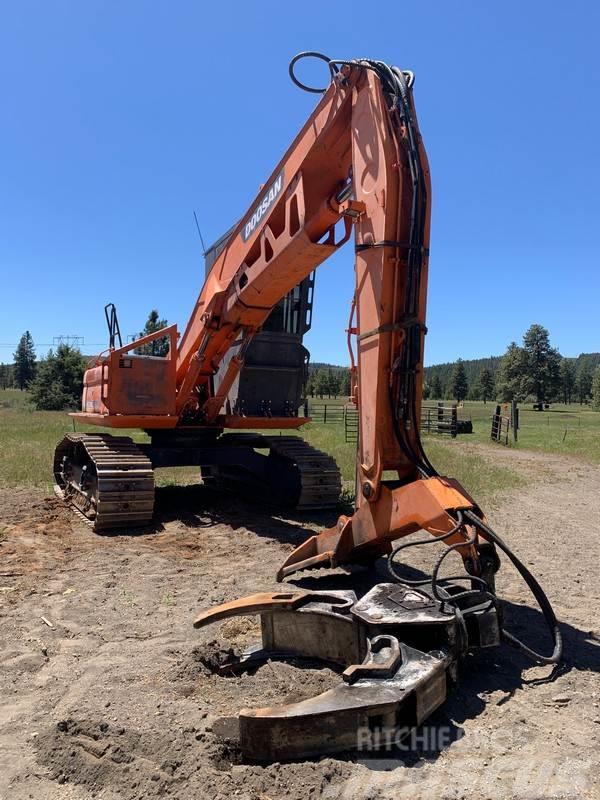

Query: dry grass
[301,421,524,508]
[0,389,196,491]
[452,399,600,462]
[5,390,596,508]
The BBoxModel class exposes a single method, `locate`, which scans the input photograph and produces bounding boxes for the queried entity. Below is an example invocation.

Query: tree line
[6,319,600,411]
[4,330,89,409]
[305,365,351,398]
[424,324,600,407]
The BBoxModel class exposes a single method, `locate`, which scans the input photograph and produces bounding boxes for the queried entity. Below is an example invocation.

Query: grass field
[2,389,599,508]
[0,389,184,490]
[301,421,524,507]
[443,399,600,462]
[307,395,600,460]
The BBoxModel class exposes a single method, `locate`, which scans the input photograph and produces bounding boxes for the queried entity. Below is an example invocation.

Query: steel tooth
[193,589,354,629]
[194,591,313,628]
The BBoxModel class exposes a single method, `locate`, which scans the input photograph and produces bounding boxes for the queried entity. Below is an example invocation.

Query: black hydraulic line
[388,384,427,476]
[387,510,464,584]
[386,70,436,476]
[388,507,561,665]
[288,53,431,476]
[389,512,495,611]
[430,528,496,611]
[464,510,562,664]
[288,51,337,93]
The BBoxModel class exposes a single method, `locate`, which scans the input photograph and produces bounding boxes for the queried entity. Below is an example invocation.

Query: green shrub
[30,345,88,411]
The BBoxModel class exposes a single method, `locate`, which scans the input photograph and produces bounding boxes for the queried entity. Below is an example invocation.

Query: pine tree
[305,372,315,397]
[521,324,561,403]
[576,362,593,405]
[13,331,36,389]
[450,359,468,402]
[479,368,495,404]
[30,345,88,410]
[559,359,577,404]
[430,374,443,400]
[339,370,351,397]
[592,367,600,411]
[136,310,169,356]
[328,370,341,398]
[0,363,13,389]
[314,369,329,398]
[496,342,528,401]
[468,381,482,401]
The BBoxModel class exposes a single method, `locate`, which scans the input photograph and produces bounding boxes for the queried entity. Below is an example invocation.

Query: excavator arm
[176,60,428,488]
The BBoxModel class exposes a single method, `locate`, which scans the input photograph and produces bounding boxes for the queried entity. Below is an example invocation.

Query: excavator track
[53,434,154,531]
[264,436,342,510]
[200,434,342,511]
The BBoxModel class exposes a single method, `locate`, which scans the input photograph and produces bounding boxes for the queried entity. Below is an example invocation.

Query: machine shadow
[150,482,344,546]
[296,562,600,678]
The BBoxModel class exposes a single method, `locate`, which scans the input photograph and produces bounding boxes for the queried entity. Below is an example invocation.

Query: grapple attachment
[193,584,500,761]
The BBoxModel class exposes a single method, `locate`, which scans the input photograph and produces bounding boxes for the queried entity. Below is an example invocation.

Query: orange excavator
[54,53,561,758]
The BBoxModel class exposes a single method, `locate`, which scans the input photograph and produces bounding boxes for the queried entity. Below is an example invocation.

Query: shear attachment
[193,583,499,760]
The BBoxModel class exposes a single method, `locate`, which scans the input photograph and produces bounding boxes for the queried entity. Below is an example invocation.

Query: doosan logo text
[241,171,284,242]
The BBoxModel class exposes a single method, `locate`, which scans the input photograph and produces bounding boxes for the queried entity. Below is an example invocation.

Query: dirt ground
[1,444,599,800]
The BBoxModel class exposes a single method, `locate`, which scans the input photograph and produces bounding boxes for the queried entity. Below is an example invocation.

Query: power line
[53,335,85,347]
[0,340,107,346]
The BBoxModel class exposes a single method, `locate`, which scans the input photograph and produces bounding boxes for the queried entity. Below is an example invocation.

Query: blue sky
[1,1,598,366]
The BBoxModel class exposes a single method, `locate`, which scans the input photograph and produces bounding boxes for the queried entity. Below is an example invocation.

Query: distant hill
[424,352,600,390]
[308,352,600,388]
[424,356,503,389]
[308,362,348,375]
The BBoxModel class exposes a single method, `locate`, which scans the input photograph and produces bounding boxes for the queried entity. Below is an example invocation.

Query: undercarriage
[53,430,342,531]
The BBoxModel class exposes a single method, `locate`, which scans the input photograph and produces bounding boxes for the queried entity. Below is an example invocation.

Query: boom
[76,59,429,475]
[176,61,431,487]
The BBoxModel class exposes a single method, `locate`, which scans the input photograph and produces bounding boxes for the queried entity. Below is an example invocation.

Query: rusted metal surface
[193,590,351,628]
[276,478,482,581]
[193,583,500,761]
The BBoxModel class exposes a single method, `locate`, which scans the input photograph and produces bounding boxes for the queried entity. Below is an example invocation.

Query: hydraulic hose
[387,511,465,585]
[464,510,562,664]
